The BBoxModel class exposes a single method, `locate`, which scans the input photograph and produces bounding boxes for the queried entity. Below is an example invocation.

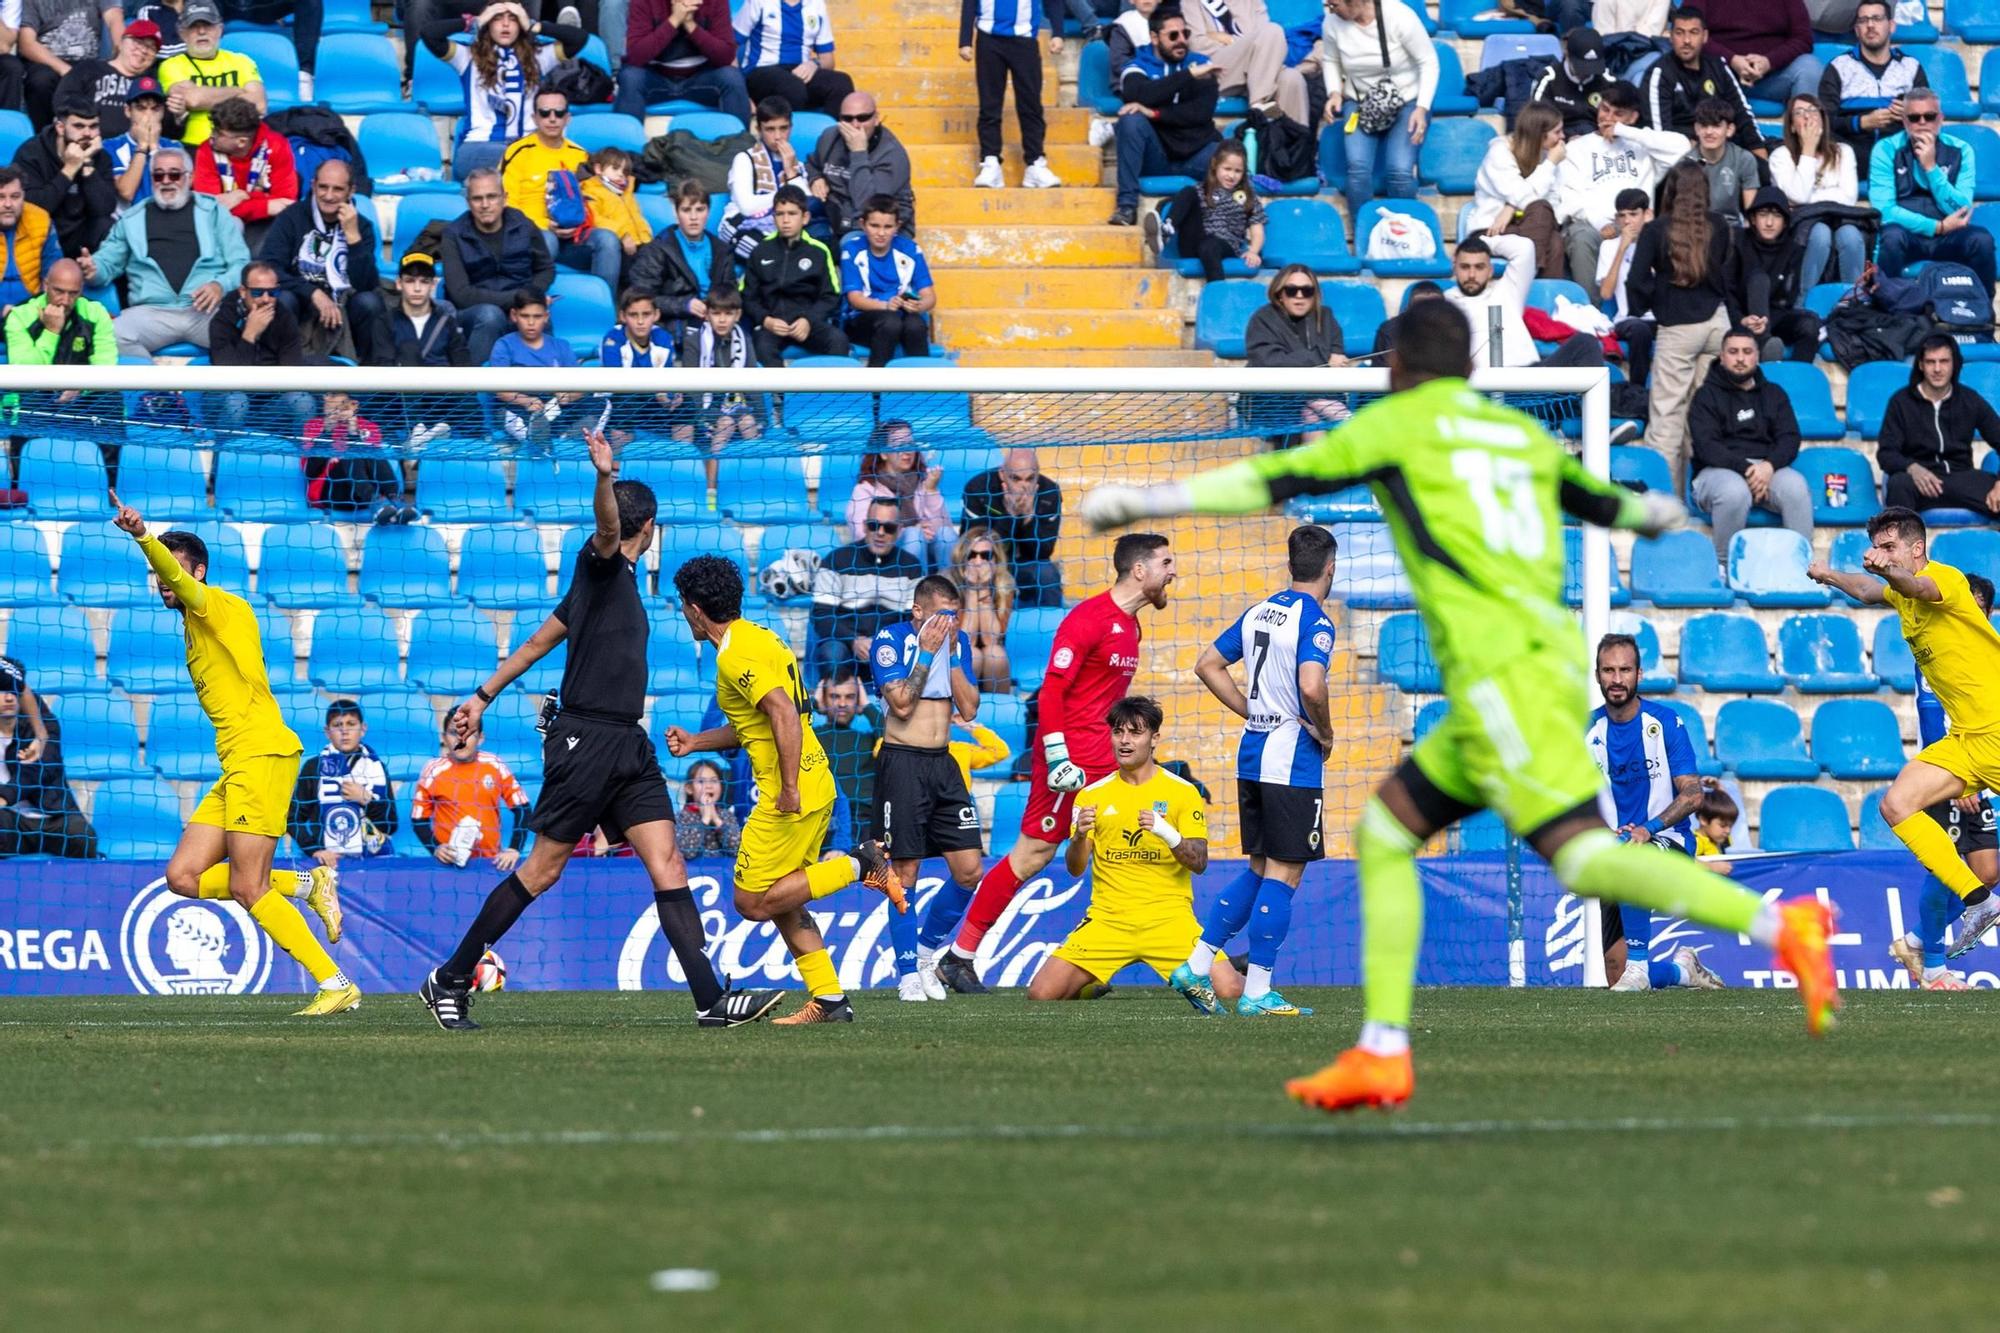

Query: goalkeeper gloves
[1634,492,1687,539]
[1080,482,1190,532]
[1043,733,1088,792]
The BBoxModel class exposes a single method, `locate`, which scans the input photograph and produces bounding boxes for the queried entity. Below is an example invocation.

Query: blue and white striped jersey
[871,620,972,703]
[1211,588,1335,787]
[963,0,1047,40]
[1585,699,1696,851]
[734,0,836,71]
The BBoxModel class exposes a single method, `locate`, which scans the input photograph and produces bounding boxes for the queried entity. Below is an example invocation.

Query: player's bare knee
[734,888,776,921]
[162,863,203,898]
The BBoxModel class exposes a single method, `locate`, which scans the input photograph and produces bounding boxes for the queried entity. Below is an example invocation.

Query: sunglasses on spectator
[153,169,185,181]
[536,105,569,118]
[865,520,900,533]
[839,112,874,122]
[1279,284,1315,297]
[967,548,995,562]
[245,286,278,297]
[1905,111,1940,122]
[1159,25,1188,37]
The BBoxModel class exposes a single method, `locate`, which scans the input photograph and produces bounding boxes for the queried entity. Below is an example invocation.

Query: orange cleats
[1285,1047,1414,1114]
[852,839,907,913]
[1774,895,1841,1038]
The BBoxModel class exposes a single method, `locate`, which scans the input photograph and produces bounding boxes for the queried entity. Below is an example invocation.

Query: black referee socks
[441,874,536,981]
[654,888,724,1012]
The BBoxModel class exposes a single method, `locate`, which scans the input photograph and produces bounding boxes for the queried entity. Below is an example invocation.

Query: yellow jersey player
[666,555,900,1024]
[110,492,354,1015]
[1028,696,1244,1005]
[1811,506,2000,948]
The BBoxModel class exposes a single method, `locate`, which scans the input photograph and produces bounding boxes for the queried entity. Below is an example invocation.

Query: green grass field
[3,987,1996,1331]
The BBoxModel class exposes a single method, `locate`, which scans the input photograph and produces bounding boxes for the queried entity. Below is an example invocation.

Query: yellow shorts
[734,800,834,894]
[189,753,299,841]
[1052,911,1203,984]
[1919,731,2000,799]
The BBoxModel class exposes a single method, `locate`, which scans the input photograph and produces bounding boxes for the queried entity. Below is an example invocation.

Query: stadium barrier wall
[0,852,1984,997]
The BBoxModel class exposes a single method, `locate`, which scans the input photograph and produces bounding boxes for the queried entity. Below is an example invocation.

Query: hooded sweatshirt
[1877,341,2000,478]
[1687,358,1802,475]
[1244,301,1345,368]
[1728,185,1808,321]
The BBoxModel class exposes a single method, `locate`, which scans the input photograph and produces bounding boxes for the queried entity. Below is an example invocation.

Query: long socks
[1892,811,1993,901]
[918,878,976,951]
[249,892,343,986]
[196,864,303,899]
[889,891,919,978]
[1354,798,1425,1029]
[653,887,724,1010]
[1918,874,1963,969]
[441,874,535,981]
[1190,867,1260,977]
[950,855,1023,958]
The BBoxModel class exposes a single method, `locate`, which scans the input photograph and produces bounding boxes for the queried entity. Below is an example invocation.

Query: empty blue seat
[618,459,710,520]
[646,626,703,692]
[1565,527,1630,608]
[668,110,748,141]
[657,523,750,589]
[1931,529,2000,587]
[1605,611,1677,693]
[117,444,213,521]
[308,609,405,689]
[1951,0,2000,41]
[1430,41,1478,114]
[58,522,160,607]
[1859,788,1902,849]
[1418,117,1495,194]
[1008,605,1067,691]
[1728,530,1830,608]
[0,526,51,605]
[1984,50,2000,113]
[1610,445,1674,496]
[1330,521,1412,610]
[146,694,222,781]
[222,30,300,107]
[1778,614,1877,693]
[1376,612,1441,692]
[1715,698,1819,779]
[1456,811,1511,852]
[1194,280,1268,358]
[359,525,457,608]
[512,458,592,522]
[1872,617,1916,691]
[357,697,445,765]
[413,40,468,117]
[1661,700,1723,776]
[1791,447,1879,525]
[1801,281,1847,322]
[1679,613,1782,692]
[1320,281,1386,351]
[569,116,647,155]
[406,611,501,693]
[1354,200,1450,277]
[1909,47,1979,119]
[1631,531,1733,608]
[549,271,615,360]
[1759,786,1853,852]
[877,372,977,434]
[109,607,200,692]
[214,449,307,522]
[4,608,98,691]
[1845,361,1907,437]
[1811,698,1905,779]
[358,112,447,193]
[457,526,549,608]
[20,438,108,517]
[316,33,414,114]
[988,783,1030,856]
[390,193,468,260]
[47,694,140,780]
[718,455,813,522]
[1260,199,1362,275]
[1079,42,1131,114]
[1958,125,2000,198]
[324,0,389,32]
[416,459,513,521]
[1413,698,1450,742]
[790,112,835,159]
[91,779,185,859]
[1761,362,1842,438]
[259,524,351,608]
[781,365,876,443]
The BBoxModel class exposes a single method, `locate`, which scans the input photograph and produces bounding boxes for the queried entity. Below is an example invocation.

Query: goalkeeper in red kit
[926,533,1178,994]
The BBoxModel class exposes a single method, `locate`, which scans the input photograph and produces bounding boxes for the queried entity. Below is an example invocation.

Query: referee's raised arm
[589,429,623,557]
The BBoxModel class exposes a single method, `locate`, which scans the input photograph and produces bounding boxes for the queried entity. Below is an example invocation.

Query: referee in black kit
[420,430,784,1031]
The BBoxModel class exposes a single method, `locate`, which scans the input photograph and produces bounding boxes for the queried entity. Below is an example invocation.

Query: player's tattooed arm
[1651,773,1705,840]
[1194,643,1250,719]
[882,613,956,718]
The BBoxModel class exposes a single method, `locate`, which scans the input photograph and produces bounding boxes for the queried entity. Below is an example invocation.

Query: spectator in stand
[720,95,811,260]
[1728,187,1819,361]
[580,145,651,275]
[4,257,115,368]
[413,705,532,870]
[1683,97,1759,227]
[806,90,914,238]
[17,0,122,129]
[961,0,1064,190]
[1876,336,2000,517]
[0,660,96,859]
[1531,29,1619,142]
[630,177,730,334]
[128,0,182,58]
[1817,0,1923,165]
[813,664,880,847]
[53,16,157,139]
[1598,187,1655,384]
[1467,100,1565,279]
[1639,8,1763,155]
[1555,82,1688,290]
[382,251,470,368]
[742,183,847,361]
[1686,326,1811,562]
[1245,264,1353,432]
[12,96,117,258]
[961,447,1063,607]
[810,494,924,678]
[1450,233,1607,369]
[1181,0,1307,128]
[422,1,590,182]
[303,390,411,521]
[104,75,180,206]
[1702,0,1819,108]
[192,95,297,252]
[674,757,740,860]
[0,167,59,318]
[1370,277,1441,355]
[259,157,388,363]
[1103,0,1159,87]
[595,287,687,442]
[951,526,1014,691]
[733,0,853,114]
[848,419,956,569]
[81,145,249,357]
[617,0,752,123]
[839,192,936,366]
[488,288,581,441]
[1108,7,1221,227]
[1154,141,1263,284]
[287,699,400,867]
[679,284,763,482]
[1869,88,1994,292]
[1627,160,1737,493]
[1321,0,1436,221]
[0,19,23,123]
[1769,92,1865,285]
[440,166,554,363]
[208,258,313,432]
[502,89,622,296]
[158,2,264,147]
[218,0,321,94]
[1593,0,1669,35]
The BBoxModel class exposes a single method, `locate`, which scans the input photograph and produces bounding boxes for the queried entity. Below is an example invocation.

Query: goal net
[0,363,1613,995]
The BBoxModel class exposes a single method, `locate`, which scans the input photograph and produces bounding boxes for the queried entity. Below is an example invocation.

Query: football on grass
[473,950,507,993]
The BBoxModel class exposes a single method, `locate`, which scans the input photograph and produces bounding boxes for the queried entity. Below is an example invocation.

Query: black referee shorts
[529,713,674,845]
[1237,778,1326,864]
[874,743,983,860]
[1929,794,1999,857]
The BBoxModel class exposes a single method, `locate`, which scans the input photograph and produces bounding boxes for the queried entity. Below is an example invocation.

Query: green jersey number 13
[1452,449,1546,559]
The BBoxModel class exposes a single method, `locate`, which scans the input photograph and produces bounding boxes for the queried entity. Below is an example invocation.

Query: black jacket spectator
[1687,358,1801,475]
[439,204,553,311]
[1118,48,1222,161]
[1639,52,1763,153]
[210,288,305,366]
[0,710,96,859]
[1818,46,1925,164]
[1529,62,1620,142]
[1877,340,2000,514]
[12,124,118,257]
[742,231,840,330]
[961,463,1061,568]
[258,195,383,316]
[807,121,915,238]
[387,295,471,367]
[1625,213,1738,328]
[629,225,734,326]
[809,538,923,675]
[1728,187,1820,361]
[1245,302,1344,367]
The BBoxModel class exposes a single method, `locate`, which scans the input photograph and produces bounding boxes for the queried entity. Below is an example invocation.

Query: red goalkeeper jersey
[1034,591,1142,772]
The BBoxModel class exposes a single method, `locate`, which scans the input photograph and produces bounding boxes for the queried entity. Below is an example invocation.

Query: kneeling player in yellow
[111,493,353,1014]
[1029,696,1244,1005]
[666,555,900,1024]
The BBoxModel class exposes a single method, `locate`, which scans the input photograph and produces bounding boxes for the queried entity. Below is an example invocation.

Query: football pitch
[4,988,1995,1332]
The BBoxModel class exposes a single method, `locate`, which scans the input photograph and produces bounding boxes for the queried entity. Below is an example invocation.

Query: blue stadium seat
[1791,447,1880,526]
[1376,612,1441,692]
[1150,198,1256,277]
[569,116,647,155]
[390,193,468,260]
[1261,199,1363,275]
[20,438,108,518]
[1008,605,1067,692]
[416,459,514,521]
[360,525,457,608]
[145,694,222,780]
[1630,531,1732,608]
[637,190,675,236]
[1413,698,1450,742]
[1801,281,1846,323]
[1844,361,1907,437]
[987,782,1030,854]
[109,607,200,692]
[214,449,307,522]
[1418,117,1494,194]
[1778,614,1877,693]
[1859,788,1901,849]
[407,611,501,693]
[1075,41,1120,112]
[1194,280,1268,358]
[1931,529,2000,587]
[1679,613,1782,692]
[58,522,159,607]
[1715,698,1819,779]
[1872,616,1916,691]
[115,444,213,522]
[618,459,711,521]
[646,624,703,692]
[780,361,877,443]
[6,607,99,691]
[1449,0,1537,33]
[262,612,299,685]
[1950,0,2000,41]
[1354,200,1450,277]
[316,33,415,114]
[1759,785,1853,852]
[0,526,51,605]
[0,108,31,158]
[790,112,836,159]
[1811,698,1905,780]
[1728,530,1830,608]
[1983,50,2000,114]
[668,110,748,141]
[1610,445,1674,496]
[1660,700,1723,776]
[222,31,300,108]
[549,271,616,360]
[1607,610,1676,692]
[350,697,441,767]
[877,368,977,433]
[751,520,831,592]
[1565,527,1630,608]
[512,459,590,523]
[657,522,751,590]
[1320,281,1386,351]
[1431,42,1478,114]
[457,525,550,609]
[308,608,406,690]
[1958,124,2000,199]
[1909,47,1979,119]
[718,455,813,522]
[259,524,352,608]
[1477,32,1559,63]
[48,694,139,780]
[1761,362,1842,439]
[1330,521,1412,610]
[974,696,1028,774]
[1456,811,1511,852]
[92,779,185,859]
[358,113,448,194]
[324,0,389,32]
[413,40,468,117]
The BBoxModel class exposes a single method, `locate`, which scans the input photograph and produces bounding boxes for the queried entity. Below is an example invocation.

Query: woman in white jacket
[1769,93,1865,286]
[1467,101,1566,278]
[1321,0,1437,217]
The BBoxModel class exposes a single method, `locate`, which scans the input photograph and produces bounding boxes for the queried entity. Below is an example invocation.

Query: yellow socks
[248,891,341,986]
[803,857,858,899]
[795,947,842,1000]
[196,864,304,900]
[1892,812,1991,899]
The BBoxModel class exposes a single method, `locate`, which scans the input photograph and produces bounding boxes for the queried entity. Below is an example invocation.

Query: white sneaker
[298,71,314,102]
[1609,961,1652,991]
[1672,945,1726,990]
[972,156,1005,189]
[409,421,450,449]
[1948,894,2000,959]
[558,4,582,23]
[919,962,948,1001]
[1087,116,1116,148]
[898,973,931,1002]
[1022,157,1062,188]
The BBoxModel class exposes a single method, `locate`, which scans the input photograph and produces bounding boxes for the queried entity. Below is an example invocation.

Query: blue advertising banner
[0,852,1991,996]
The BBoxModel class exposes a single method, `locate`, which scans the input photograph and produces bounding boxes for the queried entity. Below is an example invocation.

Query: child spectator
[1468,100,1565,279]
[848,419,955,569]
[742,183,849,362]
[1155,141,1264,285]
[630,179,734,335]
[1768,93,1865,286]
[304,390,415,524]
[104,76,182,206]
[287,699,400,865]
[489,289,583,442]
[191,95,298,252]
[678,284,764,490]
[413,704,531,870]
[1104,0,1160,89]
[721,96,813,260]
[580,145,653,271]
[838,194,938,367]
[1684,96,1759,227]
[951,525,1015,691]
[960,0,1063,190]
[1598,188,1656,385]
[1695,778,1737,859]
[1728,188,1820,362]
[675,757,742,860]
[420,0,590,181]
[383,252,470,370]
[596,288,686,443]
